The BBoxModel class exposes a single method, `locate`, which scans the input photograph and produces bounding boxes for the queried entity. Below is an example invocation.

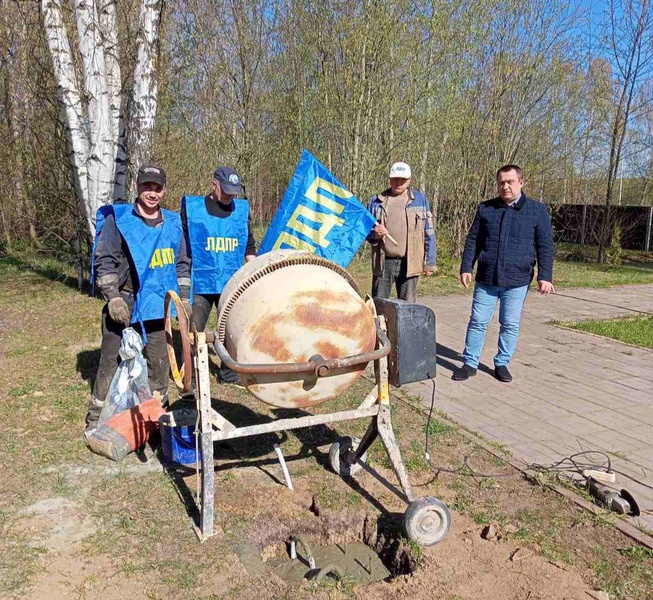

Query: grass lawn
[555,315,653,349]
[4,236,653,300]
[344,241,653,298]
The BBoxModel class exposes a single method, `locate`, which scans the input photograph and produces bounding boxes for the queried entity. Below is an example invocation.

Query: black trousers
[192,293,238,382]
[91,294,170,403]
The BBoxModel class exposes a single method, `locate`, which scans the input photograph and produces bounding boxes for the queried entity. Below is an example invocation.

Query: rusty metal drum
[217,250,377,409]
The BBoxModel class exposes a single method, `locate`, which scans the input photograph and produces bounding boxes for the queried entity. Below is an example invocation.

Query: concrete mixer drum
[216,250,378,408]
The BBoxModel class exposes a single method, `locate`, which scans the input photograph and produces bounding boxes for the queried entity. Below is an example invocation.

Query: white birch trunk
[98,0,127,199]
[41,0,94,236]
[126,0,163,197]
[74,0,113,210]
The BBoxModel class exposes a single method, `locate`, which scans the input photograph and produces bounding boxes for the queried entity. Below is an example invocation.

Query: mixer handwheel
[164,290,193,395]
[404,496,451,546]
[329,436,367,477]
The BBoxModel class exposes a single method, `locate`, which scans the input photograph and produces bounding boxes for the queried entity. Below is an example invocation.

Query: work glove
[181,298,193,320]
[108,297,131,326]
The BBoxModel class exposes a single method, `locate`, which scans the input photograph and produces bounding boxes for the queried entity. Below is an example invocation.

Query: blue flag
[259,150,376,267]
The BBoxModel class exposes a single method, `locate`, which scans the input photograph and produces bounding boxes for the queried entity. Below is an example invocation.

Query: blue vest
[93,204,182,324]
[182,195,249,294]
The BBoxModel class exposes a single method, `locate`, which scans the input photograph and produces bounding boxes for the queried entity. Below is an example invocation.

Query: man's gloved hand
[108,297,131,326]
[181,299,193,320]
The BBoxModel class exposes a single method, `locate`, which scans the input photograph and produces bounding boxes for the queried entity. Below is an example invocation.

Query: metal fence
[552,204,653,251]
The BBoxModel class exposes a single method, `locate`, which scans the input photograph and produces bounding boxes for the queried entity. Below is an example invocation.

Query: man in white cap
[366,162,436,302]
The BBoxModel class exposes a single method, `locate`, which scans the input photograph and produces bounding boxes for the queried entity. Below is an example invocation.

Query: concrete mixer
[164,250,451,547]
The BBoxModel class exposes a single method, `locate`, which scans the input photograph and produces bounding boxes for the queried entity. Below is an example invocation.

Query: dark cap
[213,166,243,196]
[137,164,167,186]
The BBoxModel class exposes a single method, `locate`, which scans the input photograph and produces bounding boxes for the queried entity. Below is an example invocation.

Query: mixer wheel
[404,496,451,546]
[329,436,367,477]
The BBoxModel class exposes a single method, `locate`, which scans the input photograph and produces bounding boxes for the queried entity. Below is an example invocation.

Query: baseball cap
[213,166,243,196]
[137,164,167,186]
[389,162,412,179]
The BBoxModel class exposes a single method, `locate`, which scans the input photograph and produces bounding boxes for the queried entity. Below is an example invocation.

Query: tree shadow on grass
[1,255,89,293]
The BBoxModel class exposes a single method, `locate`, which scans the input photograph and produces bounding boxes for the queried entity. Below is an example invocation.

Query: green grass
[556,316,653,348]
[345,241,653,298]
[4,237,653,301]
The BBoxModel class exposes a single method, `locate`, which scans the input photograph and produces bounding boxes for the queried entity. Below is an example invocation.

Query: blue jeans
[462,283,529,368]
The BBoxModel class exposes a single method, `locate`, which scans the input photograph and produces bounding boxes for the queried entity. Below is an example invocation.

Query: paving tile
[577,430,649,455]
[414,284,653,528]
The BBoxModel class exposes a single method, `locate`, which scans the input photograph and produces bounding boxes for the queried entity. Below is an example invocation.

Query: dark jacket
[460,193,553,287]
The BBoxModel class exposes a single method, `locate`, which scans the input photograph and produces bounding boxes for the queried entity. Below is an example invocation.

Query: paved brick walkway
[407,284,653,530]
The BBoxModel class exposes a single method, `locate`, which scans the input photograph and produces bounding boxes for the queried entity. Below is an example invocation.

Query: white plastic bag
[99,328,152,424]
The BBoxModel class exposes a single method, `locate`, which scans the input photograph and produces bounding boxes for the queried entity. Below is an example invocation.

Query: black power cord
[422,375,514,481]
[421,380,653,492]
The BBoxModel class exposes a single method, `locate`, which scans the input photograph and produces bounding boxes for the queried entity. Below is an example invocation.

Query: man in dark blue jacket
[453,165,555,383]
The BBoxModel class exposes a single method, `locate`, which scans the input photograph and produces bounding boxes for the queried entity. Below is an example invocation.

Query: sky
[576,0,608,38]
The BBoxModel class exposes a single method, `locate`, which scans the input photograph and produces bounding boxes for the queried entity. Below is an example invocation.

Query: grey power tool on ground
[587,477,640,516]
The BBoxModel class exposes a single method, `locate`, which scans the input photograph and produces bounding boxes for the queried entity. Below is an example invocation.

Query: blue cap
[213,166,243,196]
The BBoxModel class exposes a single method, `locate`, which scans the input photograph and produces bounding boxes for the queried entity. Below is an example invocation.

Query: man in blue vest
[181,166,256,384]
[85,165,191,439]
[453,165,555,383]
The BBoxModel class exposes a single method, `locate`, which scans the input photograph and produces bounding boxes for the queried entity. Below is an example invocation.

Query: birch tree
[41,0,93,234]
[125,0,163,198]
[98,0,126,199]
[74,0,114,208]
[41,0,165,236]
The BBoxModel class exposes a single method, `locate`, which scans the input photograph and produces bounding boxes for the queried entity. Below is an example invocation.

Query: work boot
[494,365,513,383]
[83,396,104,442]
[452,364,477,381]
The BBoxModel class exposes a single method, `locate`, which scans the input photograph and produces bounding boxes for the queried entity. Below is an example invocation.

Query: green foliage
[605,226,623,265]
[427,419,455,437]
[619,546,653,560]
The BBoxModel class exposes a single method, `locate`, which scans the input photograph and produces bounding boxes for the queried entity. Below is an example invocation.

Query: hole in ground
[234,497,422,584]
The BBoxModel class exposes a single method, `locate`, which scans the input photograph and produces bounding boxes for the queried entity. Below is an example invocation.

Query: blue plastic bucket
[160,409,200,465]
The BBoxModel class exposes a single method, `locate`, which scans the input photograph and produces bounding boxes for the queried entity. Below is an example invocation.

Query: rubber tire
[329,436,367,477]
[404,496,451,546]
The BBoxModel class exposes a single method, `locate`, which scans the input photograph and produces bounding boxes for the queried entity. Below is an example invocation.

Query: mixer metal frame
[164,291,450,546]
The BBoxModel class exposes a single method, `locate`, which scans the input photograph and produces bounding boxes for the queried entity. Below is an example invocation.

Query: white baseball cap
[389,162,411,179]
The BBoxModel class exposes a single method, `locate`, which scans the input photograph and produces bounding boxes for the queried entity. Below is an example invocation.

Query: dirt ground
[0,259,651,599]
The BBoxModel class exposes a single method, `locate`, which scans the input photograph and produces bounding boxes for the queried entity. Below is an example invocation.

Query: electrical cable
[528,450,612,476]
[422,386,653,491]
[552,291,653,318]
[603,468,653,491]
[423,376,436,462]
[421,376,517,482]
